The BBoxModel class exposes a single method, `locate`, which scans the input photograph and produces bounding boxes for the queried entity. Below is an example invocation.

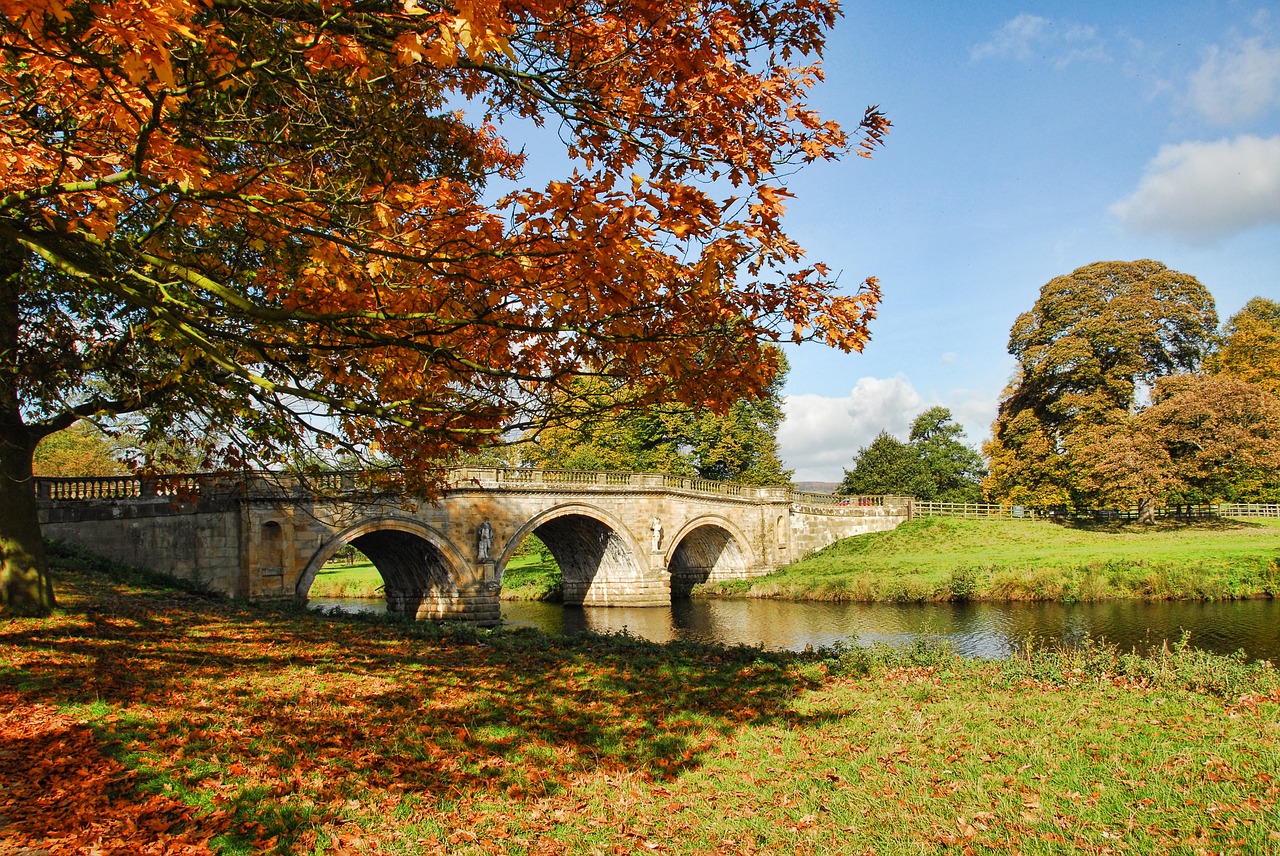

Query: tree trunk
[0,422,52,616]
[0,232,53,616]
[1137,496,1156,526]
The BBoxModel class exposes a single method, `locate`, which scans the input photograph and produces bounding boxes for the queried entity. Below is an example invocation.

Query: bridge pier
[386,581,502,625]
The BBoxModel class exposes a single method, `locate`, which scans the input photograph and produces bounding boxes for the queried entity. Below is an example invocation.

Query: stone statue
[650,516,663,551]
[477,518,494,560]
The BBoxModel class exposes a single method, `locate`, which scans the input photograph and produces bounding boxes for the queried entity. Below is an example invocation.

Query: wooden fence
[1218,503,1280,519]
[910,501,1280,521]
[910,501,1035,520]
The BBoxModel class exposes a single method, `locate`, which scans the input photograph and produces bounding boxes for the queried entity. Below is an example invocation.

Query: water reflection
[309,596,1280,662]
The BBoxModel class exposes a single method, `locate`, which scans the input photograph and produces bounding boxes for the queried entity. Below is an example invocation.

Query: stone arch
[501,503,667,607]
[667,516,754,599]
[296,517,467,617]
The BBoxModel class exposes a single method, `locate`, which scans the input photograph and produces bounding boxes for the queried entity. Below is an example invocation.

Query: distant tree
[32,422,126,478]
[1141,374,1280,505]
[838,432,932,498]
[521,384,695,475]
[520,349,792,486]
[908,407,985,502]
[1208,297,1280,396]
[985,261,1218,509]
[683,359,792,485]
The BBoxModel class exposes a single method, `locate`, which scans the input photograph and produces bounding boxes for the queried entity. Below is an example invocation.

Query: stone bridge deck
[36,468,912,625]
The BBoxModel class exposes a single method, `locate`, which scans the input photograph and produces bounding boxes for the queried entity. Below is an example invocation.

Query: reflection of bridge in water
[36,468,910,625]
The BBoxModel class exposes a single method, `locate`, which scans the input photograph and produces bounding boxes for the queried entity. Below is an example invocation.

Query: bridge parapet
[35,473,237,503]
[789,492,914,514]
[36,470,909,516]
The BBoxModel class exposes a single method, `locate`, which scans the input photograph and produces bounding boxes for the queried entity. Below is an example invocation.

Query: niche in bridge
[530,514,638,607]
[344,530,454,616]
[669,525,746,599]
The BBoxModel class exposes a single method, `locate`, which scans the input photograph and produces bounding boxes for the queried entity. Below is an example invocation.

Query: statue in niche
[477,518,494,560]
[650,516,663,551]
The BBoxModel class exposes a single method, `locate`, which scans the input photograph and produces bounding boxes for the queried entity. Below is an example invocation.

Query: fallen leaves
[0,690,228,854]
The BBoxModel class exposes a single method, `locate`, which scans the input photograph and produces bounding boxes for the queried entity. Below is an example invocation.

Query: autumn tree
[32,422,127,478]
[984,261,1217,509]
[0,0,889,614]
[1142,374,1280,506]
[1208,297,1280,395]
[1066,416,1173,523]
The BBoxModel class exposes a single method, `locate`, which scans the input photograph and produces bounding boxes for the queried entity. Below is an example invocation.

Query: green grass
[308,558,384,598]
[499,552,562,601]
[4,550,1279,854]
[308,554,564,601]
[702,516,1280,604]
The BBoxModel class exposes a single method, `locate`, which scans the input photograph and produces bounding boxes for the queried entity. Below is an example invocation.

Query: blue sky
[772,2,1280,481]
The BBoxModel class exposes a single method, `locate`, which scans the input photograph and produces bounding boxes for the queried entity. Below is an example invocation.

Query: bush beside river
[700,516,1280,604]
[3,544,1278,854]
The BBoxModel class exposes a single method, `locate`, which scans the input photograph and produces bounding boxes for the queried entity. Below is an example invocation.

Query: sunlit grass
[309,545,564,602]
[709,516,1280,604]
[2,547,1278,853]
[310,558,383,598]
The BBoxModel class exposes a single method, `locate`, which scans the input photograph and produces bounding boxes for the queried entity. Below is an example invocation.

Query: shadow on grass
[1060,516,1269,534]
[1,544,820,853]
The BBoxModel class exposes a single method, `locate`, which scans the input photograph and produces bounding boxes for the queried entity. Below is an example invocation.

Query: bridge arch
[297,517,468,616]
[666,516,755,598]
[500,503,663,607]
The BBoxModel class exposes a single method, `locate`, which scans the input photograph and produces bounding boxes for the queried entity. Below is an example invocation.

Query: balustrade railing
[34,473,214,501]
[36,467,916,507]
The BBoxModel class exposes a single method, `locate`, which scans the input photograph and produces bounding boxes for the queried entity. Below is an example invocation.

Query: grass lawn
[2,544,1278,854]
[310,559,384,598]
[309,554,562,601]
[702,516,1280,604]
[499,553,561,601]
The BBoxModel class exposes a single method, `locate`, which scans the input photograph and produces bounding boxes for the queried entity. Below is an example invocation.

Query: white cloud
[1189,37,1280,125]
[779,376,923,482]
[1110,135,1280,242]
[971,14,1107,67]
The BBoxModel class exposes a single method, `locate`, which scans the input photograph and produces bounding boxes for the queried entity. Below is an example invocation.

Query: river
[309,595,1280,662]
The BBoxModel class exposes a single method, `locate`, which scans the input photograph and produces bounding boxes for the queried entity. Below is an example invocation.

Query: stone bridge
[35,467,911,625]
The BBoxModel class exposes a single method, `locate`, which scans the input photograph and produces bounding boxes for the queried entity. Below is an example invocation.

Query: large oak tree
[984,260,1217,510]
[0,0,889,614]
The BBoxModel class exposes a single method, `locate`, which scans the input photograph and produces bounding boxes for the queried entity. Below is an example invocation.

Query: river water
[309,596,1280,662]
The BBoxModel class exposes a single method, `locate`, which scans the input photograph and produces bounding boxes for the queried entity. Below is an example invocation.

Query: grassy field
[310,554,560,601]
[309,559,384,598]
[3,544,1279,854]
[701,516,1280,604]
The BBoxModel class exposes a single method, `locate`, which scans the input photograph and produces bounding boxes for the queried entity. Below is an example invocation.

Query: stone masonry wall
[39,498,244,595]
[788,503,910,560]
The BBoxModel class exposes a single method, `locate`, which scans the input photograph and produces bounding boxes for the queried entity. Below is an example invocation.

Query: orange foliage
[1,0,887,495]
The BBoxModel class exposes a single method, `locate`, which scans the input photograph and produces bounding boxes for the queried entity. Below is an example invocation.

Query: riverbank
[700,516,1280,604]
[4,546,1278,854]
